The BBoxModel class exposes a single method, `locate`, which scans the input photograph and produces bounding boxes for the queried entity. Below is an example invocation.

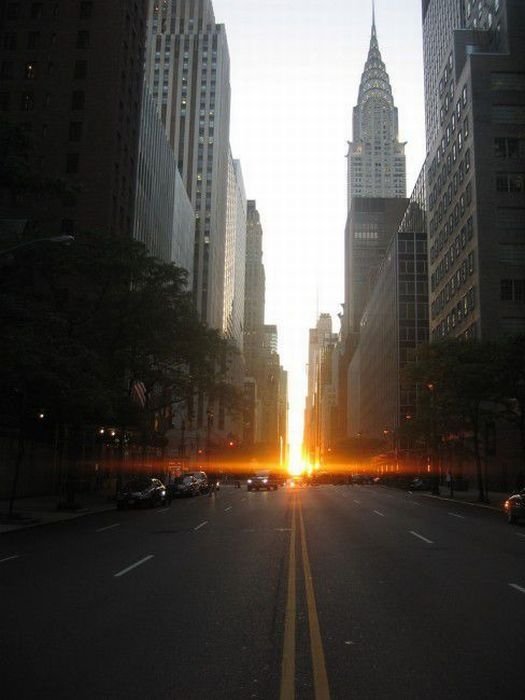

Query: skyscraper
[337,10,409,443]
[145,0,231,329]
[423,0,525,340]
[243,200,266,376]
[343,12,409,337]
[0,0,148,238]
[223,151,246,347]
[347,11,407,202]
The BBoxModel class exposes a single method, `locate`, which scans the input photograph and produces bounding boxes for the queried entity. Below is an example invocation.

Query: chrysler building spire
[347,6,406,203]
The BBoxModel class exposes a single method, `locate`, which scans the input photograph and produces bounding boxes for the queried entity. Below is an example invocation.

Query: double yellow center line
[280,494,331,700]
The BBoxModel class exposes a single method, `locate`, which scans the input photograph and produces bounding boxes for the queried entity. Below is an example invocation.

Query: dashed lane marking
[373,510,385,517]
[114,555,154,578]
[224,506,232,512]
[353,499,361,504]
[194,520,208,531]
[448,512,466,519]
[509,583,525,595]
[409,530,434,544]
[96,523,121,532]
[0,555,20,564]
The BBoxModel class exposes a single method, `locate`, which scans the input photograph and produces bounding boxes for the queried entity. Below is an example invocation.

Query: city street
[1,484,524,699]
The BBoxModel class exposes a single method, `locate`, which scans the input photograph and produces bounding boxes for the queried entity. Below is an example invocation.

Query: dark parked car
[116,477,167,509]
[247,471,279,491]
[169,474,200,498]
[504,489,525,524]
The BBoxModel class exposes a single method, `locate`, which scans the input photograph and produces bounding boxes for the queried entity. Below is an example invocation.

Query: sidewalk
[0,491,115,534]
[418,487,509,512]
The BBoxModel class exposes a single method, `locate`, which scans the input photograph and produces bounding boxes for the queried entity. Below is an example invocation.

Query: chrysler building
[347,10,407,203]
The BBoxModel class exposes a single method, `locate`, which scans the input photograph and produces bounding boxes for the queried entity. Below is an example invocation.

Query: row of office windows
[431,253,476,318]
[429,158,471,239]
[5,2,95,20]
[430,190,473,264]
[431,217,474,291]
[501,279,525,303]
[433,287,477,339]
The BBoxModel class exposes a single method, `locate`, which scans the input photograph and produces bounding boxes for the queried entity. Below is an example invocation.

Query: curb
[0,503,115,534]
[419,492,504,512]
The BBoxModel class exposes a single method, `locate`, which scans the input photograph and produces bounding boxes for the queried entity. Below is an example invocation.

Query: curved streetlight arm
[0,235,74,256]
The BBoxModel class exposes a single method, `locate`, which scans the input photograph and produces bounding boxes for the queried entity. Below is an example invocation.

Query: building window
[21,93,34,111]
[74,60,87,79]
[66,153,79,173]
[7,3,20,19]
[0,61,13,79]
[496,173,525,192]
[27,31,41,49]
[77,30,90,49]
[25,62,37,80]
[80,1,93,18]
[69,121,83,141]
[31,2,43,18]
[71,90,85,110]
[501,279,525,302]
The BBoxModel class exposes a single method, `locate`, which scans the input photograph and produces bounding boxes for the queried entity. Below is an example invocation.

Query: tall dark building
[144,0,231,329]
[356,171,428,441]
[0,0,148,238]
[424,0,525,339]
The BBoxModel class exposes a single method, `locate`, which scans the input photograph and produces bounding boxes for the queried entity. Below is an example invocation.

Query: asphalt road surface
[1,484,524,699]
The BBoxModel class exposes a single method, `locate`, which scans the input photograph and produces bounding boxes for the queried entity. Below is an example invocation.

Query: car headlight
[247,479,252,484]
[263,479,268,484]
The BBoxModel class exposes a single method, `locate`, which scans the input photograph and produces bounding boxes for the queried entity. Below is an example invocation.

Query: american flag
[130,380,147,407]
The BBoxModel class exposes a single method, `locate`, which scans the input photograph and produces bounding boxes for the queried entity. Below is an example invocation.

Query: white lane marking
[224,506,232,512]
[516,533,525,539]
[410,530,434,544]
[0,555,20,564]
[509,583,525,595]
[114,555,154,578]
[274,528,292,532]
[241,498,247,502]
[96,523,121,532]
[194,520,208,531]
[373,510,385,517]
[448,512,465,519]
[353,499,361,504]
[156,507,170,513]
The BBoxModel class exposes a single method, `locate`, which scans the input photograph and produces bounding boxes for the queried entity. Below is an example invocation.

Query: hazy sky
[212,0,427,452]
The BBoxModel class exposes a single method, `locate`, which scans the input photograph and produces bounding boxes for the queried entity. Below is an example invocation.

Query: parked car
[116,477,168,509]
[188,470,208,493]
[504,489,525,524]
[247,471,279,491]
[169,474,200,498]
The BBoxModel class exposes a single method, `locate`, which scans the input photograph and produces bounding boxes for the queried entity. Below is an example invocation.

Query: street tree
[407,339,500,502]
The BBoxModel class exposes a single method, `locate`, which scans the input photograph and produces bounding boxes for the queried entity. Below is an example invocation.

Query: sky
[212,0,427,453]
